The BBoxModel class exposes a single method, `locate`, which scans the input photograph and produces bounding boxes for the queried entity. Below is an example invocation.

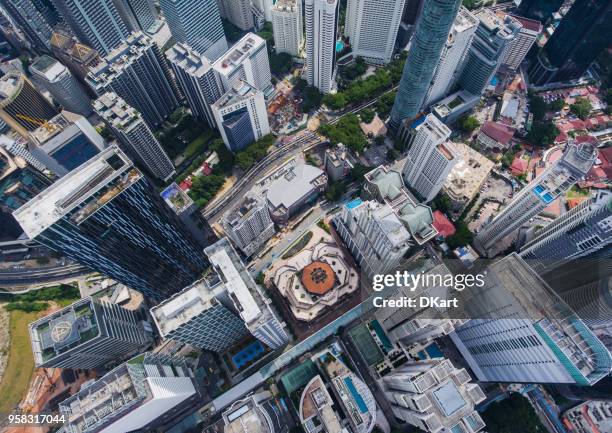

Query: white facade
[213,33,272,92]
[305,0,338,94]
[223,194,276,257]
[218,0,254,30]
[272,0,303,56]
[211,81,270,152]
[424,7,479,107]
[501,15,541,70]
[252,0,274,21]
[344,0,405,64]
[402,114,458,203]
[166,43,224,127]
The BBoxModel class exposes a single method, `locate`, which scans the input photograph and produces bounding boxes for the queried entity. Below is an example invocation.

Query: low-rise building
[431,90,480,124]
[477,121,515,151]
[563,401,612,433]
[223,391,278,433]
[324,143,353,181]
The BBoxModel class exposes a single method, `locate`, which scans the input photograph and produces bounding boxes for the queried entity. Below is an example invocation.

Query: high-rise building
[58,352,198,433]
[305,0,339,94]
[475,142,597,256]
[528,0,612,85]
[29,296,153,368]
[383,358,487,433]
[213,33,272,93]
[29,55,92,116]
[272,0,303,56]
[222,193,276,257]
[50,30,102,86]
[151,237,288,351]
[114,0,159,34]
[50,0,131,55]
[456,9,518,96]
[500,15,541,71]
[13,146,208,300]
[166,43,224,128]
[0,134,47,172]
[345,0,406,64]
[253,0,273,21]
[160,0,228,61]
[222,392,279,433]
[451,254,612,385]
[94,92,175,182]
[517,0,563,23]
[211,80,270,152]
[0,71,59,139]
[402,114,458,203]
[218,0,254,31]
[520,190,612,274]
[87,32,179,129]
[389,0,461,130]
[423,6,478,107]
[26,111,106,176]
[0,0,53,52]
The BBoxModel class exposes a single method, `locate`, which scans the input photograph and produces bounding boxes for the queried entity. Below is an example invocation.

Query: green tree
[348,163,369,182]
[548,99,565,112]
[481,393,546,433]
[460,115,480,132]
[526,121,559,147]
[569,97,592,120]
[319,114,367,153]
[528,91,547,122]
[446,221,474,249]
[359,107,375,123]
[236,152,255,170]
[323,93,347,110]
[376,91,396,117]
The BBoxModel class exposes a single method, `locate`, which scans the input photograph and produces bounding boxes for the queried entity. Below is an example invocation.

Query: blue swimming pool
[336,40,345,52]
[345,377,368,413]
[232,341,265,369]
[346,198,363,209]
[425,343,444,358]
[370,320,393,352]
[533,184,554,204]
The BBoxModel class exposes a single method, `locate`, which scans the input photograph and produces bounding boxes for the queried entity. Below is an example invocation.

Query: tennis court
[348,323,384,366]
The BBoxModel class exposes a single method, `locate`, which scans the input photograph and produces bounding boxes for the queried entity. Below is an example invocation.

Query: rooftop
[301,261,336,295]
[444,143,494,204]
[166,42,214,77]
[30,55,67,81]
[272,0,301,12]
[213,80,261,109]
[266,162,326,210]
[161,182,194,215]
[432,210,456,237]
[480,121,515,145]
[213,33,266,76]
[223,393,273,433]
[93,92,140,131]
[225,194,266,227]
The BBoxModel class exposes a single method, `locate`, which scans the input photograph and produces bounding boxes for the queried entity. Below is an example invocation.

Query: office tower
[114,0,159,34]
[305,0,339,94]
[87,32,179,129]
[50,30,102,86]
[451,254,612,385]
[500,15,541,71]
[29,297,153,368]
[401,0,422,25]
[13,146,208,300]
[29,55,92,116]
[456,10,518,96]
[59,352,197,433]
[151,238,288,351]
[475,142,597,256]
[520,190,612,273]
[272,0,303,56]
[160,0,228,61]
[0,71,59,138]
[402,114,458,203]
[211,80,270,152]
[345,0,406,64]
[26,111,106,176]
[383,359,486,433]
[50,0,130,55]
[389,0,461,130]
[94,92,175,182]
[0,134,47,172]
[528,0,612,85]
[31,0,62,27]
[222,193,275,257]
[219,0,254,31]
[0,0,53,52]
[253,0,273,21]
[213,33,272,93]
[517,0,563,22]
[423,7,478,107]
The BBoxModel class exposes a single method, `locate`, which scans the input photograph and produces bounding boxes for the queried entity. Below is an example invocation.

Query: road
[0,264,90,288]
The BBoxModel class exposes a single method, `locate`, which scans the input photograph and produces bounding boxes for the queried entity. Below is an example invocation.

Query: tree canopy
[570,97,592,120]
[319,114,367,153]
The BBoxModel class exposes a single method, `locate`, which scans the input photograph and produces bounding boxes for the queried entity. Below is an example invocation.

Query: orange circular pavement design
[301,261,335,295]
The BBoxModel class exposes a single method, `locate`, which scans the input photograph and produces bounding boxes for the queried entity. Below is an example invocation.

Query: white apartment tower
[222,0,254,31]
[345,0,406,64]
[93,92,176,182]
[476,142,597,256]
[211,81,270,152]
[252,0,274,21]
[501,14,542,70]
[166,43,224,128]
[423,7,479,107]
[272,0,303,56]
[402,114,459,203]
[305,0,338,94]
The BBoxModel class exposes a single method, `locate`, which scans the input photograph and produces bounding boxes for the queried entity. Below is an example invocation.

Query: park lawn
[566,185,590,199]
[183,130,215,160]
[0,309,42,414]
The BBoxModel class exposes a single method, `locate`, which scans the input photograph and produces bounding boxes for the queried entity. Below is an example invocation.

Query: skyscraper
[114,0,159,34]
[87,32,179,129]
[389,0,461,130]
[402,114,458,203]
[451,254,612,385]
[13,146,208,300]
[500,15,541,71]
[305,0,339,94]
[211,80,270,152]
[94,92,176,182]
[29,297,153,368]
[29,55,92,116]
[345,0,406,64]
[517,0,563,23]
[475,142,597,256]
[217,0,254,31]
[160,0,228,61]
[0,71,59,138]
[423,6,478,107]
[528,0,612,85]
[456,9,518,96]
[0,0,53,52]
[253,0,273,21]
[272,0,303,56]
[50,30,102,86]
[50,0,131,55]
[166,43,224,128]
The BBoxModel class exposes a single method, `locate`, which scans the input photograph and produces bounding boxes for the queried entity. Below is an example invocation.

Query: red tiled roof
[480,121,515,145]
[511,156,529,175]
[554,131,569,144]
[432,210,456,238]
[510,14,543,32]
[575,135,597,145]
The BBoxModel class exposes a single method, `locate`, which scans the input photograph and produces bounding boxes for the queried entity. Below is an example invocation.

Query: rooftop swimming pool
[336,40,345,53]
[344,377,368,413]
[232,341,265,369]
